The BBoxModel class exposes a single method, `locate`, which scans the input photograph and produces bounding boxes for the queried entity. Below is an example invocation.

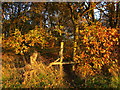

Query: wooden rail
[47,41,78,78]
[48,61,76,66]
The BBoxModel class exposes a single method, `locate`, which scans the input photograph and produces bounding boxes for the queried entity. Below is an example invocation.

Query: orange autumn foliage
[75,23,119,78]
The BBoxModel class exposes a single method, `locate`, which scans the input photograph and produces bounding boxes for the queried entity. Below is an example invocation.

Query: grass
[2,52,120,88]
[2,53,67,88]
[2,64,67,88]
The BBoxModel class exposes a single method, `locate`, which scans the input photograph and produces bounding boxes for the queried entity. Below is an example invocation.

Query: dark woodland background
[1,2,120,88]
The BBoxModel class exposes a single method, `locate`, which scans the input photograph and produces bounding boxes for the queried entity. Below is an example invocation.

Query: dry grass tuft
[2,52,68,88]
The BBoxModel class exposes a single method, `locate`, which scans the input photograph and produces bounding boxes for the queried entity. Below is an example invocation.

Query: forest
[1,1,120,88]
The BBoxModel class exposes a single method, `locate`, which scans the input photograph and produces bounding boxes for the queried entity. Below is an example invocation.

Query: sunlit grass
[2,55,67,88]
[2,52,119,88]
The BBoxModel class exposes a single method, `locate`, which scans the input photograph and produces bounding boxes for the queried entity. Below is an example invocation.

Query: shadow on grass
[63,64,85,88]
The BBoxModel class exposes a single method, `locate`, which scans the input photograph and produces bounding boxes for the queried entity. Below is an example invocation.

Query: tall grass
[2,52,68,88]
[2,52,119,88]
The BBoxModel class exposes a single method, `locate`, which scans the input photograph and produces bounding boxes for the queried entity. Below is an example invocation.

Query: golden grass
[2,52,69,88]
[2,52,119,88]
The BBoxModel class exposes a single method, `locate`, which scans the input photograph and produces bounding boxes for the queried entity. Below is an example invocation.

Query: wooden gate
[47,41,76,78]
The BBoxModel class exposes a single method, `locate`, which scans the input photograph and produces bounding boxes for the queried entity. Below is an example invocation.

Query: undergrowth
[2,52,120,88]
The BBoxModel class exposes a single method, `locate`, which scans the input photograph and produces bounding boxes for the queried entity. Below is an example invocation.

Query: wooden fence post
[60,41,64,78]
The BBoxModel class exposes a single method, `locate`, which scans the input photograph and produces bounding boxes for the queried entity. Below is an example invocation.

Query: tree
[2,2,120,80]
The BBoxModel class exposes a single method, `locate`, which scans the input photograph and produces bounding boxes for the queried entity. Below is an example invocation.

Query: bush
[75,23,119,78]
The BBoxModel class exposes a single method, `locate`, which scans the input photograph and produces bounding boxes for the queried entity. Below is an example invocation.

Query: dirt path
[63,64,85,88]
